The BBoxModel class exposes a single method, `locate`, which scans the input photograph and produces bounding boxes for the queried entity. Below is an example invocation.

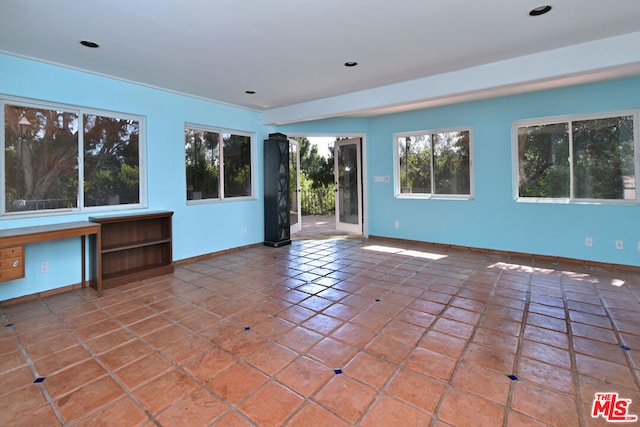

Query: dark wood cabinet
[90,211,173,289]
[264,133,291,247]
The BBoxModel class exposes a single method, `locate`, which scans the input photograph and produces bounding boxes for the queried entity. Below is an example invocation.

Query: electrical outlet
[39,260,49,274]
[615,240,624,250]
[585,237,593,247]
[394,220,400,229]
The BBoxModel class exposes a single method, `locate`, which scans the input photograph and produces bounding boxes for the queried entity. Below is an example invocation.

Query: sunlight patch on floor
[363,244,447,260]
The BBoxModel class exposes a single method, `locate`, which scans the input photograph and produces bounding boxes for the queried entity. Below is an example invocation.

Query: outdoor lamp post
[405,136,411,192]
[17,116,31,199]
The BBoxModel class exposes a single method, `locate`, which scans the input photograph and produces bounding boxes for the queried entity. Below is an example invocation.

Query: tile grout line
[501,265,533,427]
[251,245,381,426]
[2,238,639,426]
[348,250,454,424]
[561,270,589,427]
[432,258,507,427]
[2,300,67,426]
[594,281,640,394]
[42,285,235,425]
[366,254,506,426]
[121,286,264,426]
[346,262,442,425]
[180,247,357,426]
[278,248,376,426]
[44,290,161,426]
[281,246,446,425]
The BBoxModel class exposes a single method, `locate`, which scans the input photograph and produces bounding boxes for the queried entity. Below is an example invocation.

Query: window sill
[516,197,638,206]
[186,196,256,206]
[396,194,473,201]
[1,204,147,219]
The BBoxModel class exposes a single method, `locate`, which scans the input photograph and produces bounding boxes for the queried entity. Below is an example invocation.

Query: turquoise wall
[0,54,271,300]
[282,77,640,267]
[1,52,639,301]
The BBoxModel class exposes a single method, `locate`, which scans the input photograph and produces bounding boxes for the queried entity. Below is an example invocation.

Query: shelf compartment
[89,211,173,290]
[101,238,172,253]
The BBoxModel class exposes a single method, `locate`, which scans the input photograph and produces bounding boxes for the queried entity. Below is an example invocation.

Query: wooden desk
[0,221,103,296]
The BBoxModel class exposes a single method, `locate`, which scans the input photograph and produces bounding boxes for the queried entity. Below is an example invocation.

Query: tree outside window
[84,114,140,206]
[397,129,471,197]
[185,129,219,200]
[185,126,252,201]
[517,114,635,201]
[3,101,143,214]
[223,133,252,197]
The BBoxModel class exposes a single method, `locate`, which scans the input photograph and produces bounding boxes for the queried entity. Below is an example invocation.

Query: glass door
[289,139,301,235]
[334,138,362,234]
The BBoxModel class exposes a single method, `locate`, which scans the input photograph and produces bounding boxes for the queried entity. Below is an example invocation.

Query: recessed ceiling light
[80,40,99,48]
[245,90,256,94]
[344,61,358,67]
[529,5,552,16]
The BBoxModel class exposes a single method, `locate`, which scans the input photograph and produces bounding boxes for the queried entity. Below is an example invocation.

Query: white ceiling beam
[263,32,640,125]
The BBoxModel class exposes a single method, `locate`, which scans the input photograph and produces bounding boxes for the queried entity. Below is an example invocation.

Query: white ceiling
[2,0,640,124]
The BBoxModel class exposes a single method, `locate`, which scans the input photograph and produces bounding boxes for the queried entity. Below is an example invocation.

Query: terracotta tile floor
[1,238,640,426]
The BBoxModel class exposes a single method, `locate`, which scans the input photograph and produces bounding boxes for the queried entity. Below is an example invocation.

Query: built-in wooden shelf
[101,238,172,254]
[89,211,173,290]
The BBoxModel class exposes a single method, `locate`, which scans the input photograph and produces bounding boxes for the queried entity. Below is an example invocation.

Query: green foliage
[292,137,336,214]
[519,116,634,200]
[400,136,431,193]
[573,117,632,199]
[185,129,219,199]
[184,130,251,199]
[5,107,140,211]
[84,163,139,206]
[299,173,335,214]
[433,132,470,194]
[294,137,334,189]
[84,115,140,206]
[223,134,252,197]
[518,123,570,198]
[400,131,470,195]
[117,163,140,203]
[4,105,79,210]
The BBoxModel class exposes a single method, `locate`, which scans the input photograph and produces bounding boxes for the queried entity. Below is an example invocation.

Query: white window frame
[0,95,147,217]
[185,123,255,204]
[513,110,640,204]
[394,127,474,200]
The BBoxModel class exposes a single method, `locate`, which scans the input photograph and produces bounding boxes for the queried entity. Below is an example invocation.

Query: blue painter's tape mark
[5,323,14,327]
[244,326,251,331]
[33,377,46,383]
[334,368,343,374]
[507,374,519,381]
[375,298,381,302]
[620,345,631,351]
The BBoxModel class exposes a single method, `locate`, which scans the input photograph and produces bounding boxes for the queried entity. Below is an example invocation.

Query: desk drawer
[0,246,24,281]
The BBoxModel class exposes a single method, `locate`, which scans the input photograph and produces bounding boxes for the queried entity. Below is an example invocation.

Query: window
[395,128,472,198]
[185,125,253,201]
[2,97,145,215]
[516,112,637,202]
